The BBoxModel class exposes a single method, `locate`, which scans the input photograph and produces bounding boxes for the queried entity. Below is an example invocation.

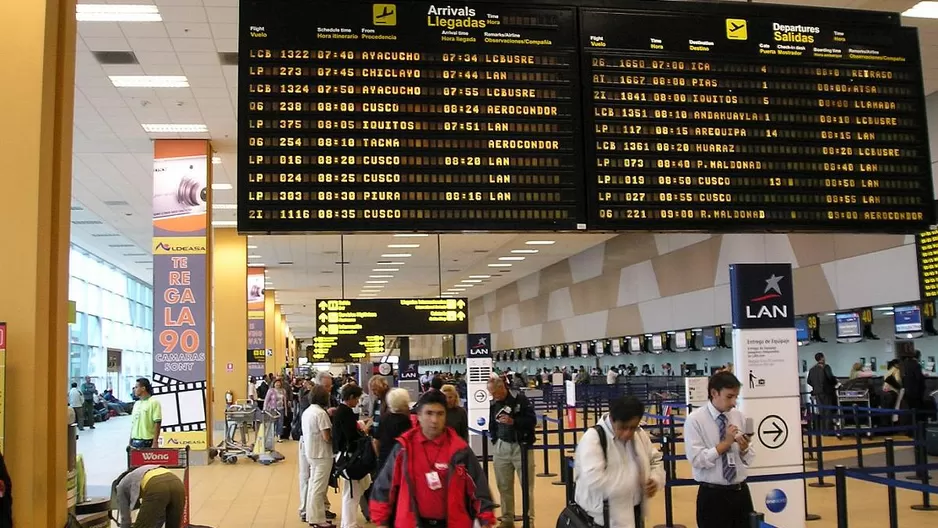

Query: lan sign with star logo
[726,18,747,40]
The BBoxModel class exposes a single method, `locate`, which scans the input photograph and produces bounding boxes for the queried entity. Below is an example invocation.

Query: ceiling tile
[166,22,213,39]
[82,37,133,52]
[77,21,124,38]
[209,23,238,39]
[159,6,209,23]
[171,38,217,52]
[177,52,220,65]
[213,38,237,52]
[205,7,238,24]
[127,38,175,52]
[118,22,169,39]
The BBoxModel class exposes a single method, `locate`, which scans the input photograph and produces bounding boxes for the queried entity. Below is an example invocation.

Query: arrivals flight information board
[582,9,931,230]
[239,0,584,232]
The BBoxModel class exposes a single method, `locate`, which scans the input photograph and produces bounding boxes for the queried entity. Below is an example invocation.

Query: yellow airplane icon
[726,18,747,40]
[373,4,396,26]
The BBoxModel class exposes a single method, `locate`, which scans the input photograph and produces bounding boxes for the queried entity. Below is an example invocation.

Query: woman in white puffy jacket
[574,396,665,528]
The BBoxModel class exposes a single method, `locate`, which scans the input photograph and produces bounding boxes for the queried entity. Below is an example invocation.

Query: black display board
[239,0,584,232]
[582,9,931,231]
[915,203,938,300]
[239,0,932,233]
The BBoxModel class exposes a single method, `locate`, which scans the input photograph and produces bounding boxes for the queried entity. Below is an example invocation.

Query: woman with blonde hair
[441,384,469,441]
[373,388,413,472]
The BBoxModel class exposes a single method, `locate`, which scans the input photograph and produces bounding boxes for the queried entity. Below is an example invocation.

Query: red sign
[0,323,6,349]
[129,448,181,467]
[566,407,577,429]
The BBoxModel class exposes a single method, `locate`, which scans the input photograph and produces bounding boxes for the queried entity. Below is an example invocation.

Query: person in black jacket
[333,384,367,528]
[900,350,927,424]
[442,384,469,441]
[487,376,537,528]
[806,353,840,431]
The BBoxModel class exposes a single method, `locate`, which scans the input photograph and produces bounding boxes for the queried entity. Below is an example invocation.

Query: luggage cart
[218,400,257,464]
[835,389,873,438]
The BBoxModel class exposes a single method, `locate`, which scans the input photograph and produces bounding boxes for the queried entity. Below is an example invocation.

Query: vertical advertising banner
[465,333,493,455]
[247,267,266,377]
[152,140,210,450]
[729,263,804,528]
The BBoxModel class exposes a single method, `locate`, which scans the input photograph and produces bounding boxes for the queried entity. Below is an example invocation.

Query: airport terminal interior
[5,0,938,527]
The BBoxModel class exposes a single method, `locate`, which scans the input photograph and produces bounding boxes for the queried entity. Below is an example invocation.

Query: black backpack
[334,435,377,481]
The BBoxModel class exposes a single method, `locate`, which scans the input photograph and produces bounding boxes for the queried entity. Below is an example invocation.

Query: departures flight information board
[239,0,584,232]
[239,0,933,233]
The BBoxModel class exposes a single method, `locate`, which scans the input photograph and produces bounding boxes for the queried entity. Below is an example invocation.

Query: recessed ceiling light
[247,263,265,267]
[211,220,237,227]
[76,4,161,22]
[369,275,394,279]
[469,275,491,279]
[212,183,232,191]
[248,255,262,259]
[212,156,222,164]
[526,240,555,245]
[142,124,208,133]
[381,253,411,258]
[387,244,419,248]
[372,268,399,272]
[394,233,429,237]
[247,245,258,250]
[499,256,525,261]
[903,1,938,17]
[488,263,512,267]
[461,279,483,283]
[377,261,406,265]
[366,280,389,284]
[109,75,188,88]
[212,203,236,210]
[511,249,539,254]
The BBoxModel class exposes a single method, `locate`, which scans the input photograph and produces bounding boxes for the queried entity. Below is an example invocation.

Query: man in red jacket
[370,390,496,528]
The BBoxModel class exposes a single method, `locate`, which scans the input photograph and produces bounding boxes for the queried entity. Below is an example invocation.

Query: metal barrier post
[749,512,765,528]
[809,431,834,488]
[835,465,848,528]
[520,443,531,528]
[553,397,567,486]
[536,415,556,478]
[564,456,575,503]
[907,417,927,482]
[911,418,938,511]
[481,431,490,477]
[652,432,686,528]
[805,414,816,461]
[885,438,898,528]
[853,405,864,468]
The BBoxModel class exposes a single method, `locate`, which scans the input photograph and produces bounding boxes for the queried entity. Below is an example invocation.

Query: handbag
[555,425,610,528]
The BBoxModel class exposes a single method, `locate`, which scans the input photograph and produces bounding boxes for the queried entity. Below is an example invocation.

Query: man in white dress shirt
[683,372,755,528]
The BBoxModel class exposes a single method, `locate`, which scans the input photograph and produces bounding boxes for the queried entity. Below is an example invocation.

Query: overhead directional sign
[315,298,469,336]
[758,414,789,450]
[312,334,384,363]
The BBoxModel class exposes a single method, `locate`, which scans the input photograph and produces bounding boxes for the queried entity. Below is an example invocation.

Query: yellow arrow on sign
[319,313,328,322]
[319,301,328,310]
[456,299,466,309]
[319,325,329,334]
[457,311,466,321]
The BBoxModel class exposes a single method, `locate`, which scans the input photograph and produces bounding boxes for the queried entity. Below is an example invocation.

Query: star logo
[750,274,784,302]
[475,336,487,348]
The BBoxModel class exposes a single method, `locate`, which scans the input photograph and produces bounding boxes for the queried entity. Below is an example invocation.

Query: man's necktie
[717,413,737,483]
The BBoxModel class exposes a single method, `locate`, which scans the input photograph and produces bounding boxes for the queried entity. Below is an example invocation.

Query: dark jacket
[488,389,537,445]
[807,363,838,397]
[333,403,363,454]
[900,357,926,407]
[446,405,470,441]
[369,427,496,528]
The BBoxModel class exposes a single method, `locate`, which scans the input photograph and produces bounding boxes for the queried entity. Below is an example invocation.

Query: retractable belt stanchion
[852,404,864,468]
[553,396,567,486]
[803,451,821,522]
[520,443,531,528]
[652,430,686,528]
[536,415,556,478]
[906,412,922,482]
[564,456,575,504]
[885,438,899,528]
[481,431,490,477]
[835,465,849,528]
[809,430,834,488]
[910,417,938,512]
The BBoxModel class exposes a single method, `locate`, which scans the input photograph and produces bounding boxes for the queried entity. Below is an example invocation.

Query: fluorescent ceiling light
[488,263,512,267]
[366,280,388,284]
[211,220,237,227]
[248,255,262,259]
[394,233,429,237]
[142,123,208,133]
[388,244,419,248]
[381,253,411,258]
[247,263,265,267]
[903,1,938,17]
[109,75,187,88]
[377,261,406,265]
[373,268,399,272]
[212,203,236,210]
[511,249,539,254]
[247,245,258,250]
[499,256,525,261]
[526,240,555,245]
[874,306,894,311]
[369,275,394,278]
[212,156,222,164]
[76,4,161,22]
[212,183,232,191]
[461,279,483,283]
[469,275,491,279]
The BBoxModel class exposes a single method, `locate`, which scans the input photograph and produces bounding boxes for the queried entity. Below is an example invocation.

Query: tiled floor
[79,416,938,528]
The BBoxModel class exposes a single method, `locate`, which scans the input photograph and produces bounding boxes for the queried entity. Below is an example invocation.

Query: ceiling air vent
[92,51,139,65]
[218,52,238,66]
[124,252,148,257]
[91,233,120,237]
[135,260,152,264]
[70,205,84,211]
[71,220,103,226]
[108,243,135,248]
[279,261,294,265]
[103,200,130,207]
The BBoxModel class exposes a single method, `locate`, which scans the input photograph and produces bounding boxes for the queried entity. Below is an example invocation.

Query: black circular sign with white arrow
[757,415,788,449]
